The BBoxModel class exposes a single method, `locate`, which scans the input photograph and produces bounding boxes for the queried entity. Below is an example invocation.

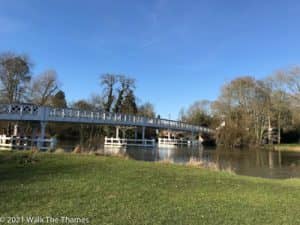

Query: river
[58,141,300,179]
[100,146,300,179]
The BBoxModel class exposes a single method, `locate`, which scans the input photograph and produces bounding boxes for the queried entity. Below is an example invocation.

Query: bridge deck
[0,104,213,133]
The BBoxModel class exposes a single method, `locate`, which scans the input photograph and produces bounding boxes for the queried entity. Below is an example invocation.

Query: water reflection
[101,146,300,179]
[102,146,204,164]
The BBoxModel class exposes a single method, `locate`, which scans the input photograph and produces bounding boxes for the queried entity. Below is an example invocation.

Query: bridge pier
[167,130,171,139]
[134,128,138,139]
[38,121,47,149]
[40,122,47,140]
[116,126,129,139]
[13,124,18,136]
[121,129,126,139]
[116,126,120,139]
[158,129,203,148]
[142,126,145,140]
[105,126,156,148]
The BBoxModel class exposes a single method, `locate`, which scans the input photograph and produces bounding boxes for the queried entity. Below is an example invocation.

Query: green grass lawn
[0,151,300,225]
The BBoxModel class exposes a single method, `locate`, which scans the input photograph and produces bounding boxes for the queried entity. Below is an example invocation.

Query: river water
[100,146,300,179]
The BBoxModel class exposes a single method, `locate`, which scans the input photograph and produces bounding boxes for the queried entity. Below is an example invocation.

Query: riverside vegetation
[0,151,299,225]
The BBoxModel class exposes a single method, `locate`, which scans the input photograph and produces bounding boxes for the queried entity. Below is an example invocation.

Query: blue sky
[0,0,299,118]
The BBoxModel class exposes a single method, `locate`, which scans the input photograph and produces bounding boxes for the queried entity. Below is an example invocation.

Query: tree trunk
[277,113,281,144]
[268,115,272,144]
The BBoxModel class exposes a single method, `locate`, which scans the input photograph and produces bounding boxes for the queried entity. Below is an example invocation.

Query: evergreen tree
[51,90,67,108]
[121,90,137,114]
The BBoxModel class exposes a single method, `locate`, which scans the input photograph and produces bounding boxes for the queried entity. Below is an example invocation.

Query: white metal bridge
[0,104,213,133]
[0,104,213,149]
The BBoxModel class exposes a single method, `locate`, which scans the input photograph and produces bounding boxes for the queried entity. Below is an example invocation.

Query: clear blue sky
[0,0,299,118]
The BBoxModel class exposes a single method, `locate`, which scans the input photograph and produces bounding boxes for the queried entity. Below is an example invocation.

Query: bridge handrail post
[52,108,56,117]
[8,104,12,113]
[30,105,33,115]
[20,105,23,115]
[91,112,94,119]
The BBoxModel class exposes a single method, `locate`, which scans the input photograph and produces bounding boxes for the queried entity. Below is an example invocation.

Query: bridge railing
[0,134,57,151]
[104,137,156,147]
[0,104,39,115]
[158,138,201,146]
[0,104,213,133]
[49,107,210,132]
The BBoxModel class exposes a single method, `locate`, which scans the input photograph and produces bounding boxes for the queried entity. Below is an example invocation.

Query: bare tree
[180,100,213,127]
[0,52,31,103]
[100,74,118,112]
[270,67,300,101]
[284,67,300,100]
[90,94,105,110]
[265,73,292,144]
[30,70,59,105]
[72,99,94,111]
[114,75,135,113]
[213,77,271,147]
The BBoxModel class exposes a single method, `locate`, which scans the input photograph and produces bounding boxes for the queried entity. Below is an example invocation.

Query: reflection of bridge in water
[102,147,300,179]
[0,104,214,149]
[103,146,204,163]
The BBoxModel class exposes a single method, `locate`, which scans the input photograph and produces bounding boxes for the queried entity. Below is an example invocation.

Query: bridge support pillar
[38,122,47,150]
[142,126,145,140]
[116,127,120,139]
[121,129,126,139]
[191,130,198,142]
[167,130,171,140]
[40,122,47,140]
[13,124,18,136]
[134,128,138,139]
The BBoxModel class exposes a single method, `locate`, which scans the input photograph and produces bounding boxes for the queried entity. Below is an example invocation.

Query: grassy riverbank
[274,144,300,152]
[0,151,300,225]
